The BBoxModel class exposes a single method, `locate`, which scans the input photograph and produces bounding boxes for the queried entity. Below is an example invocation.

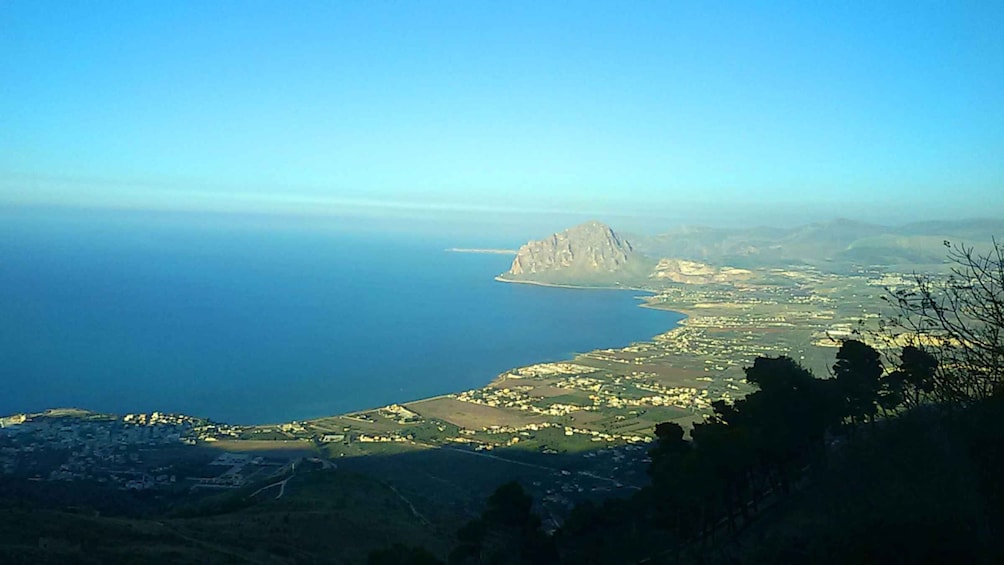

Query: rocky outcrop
[500,221,653,285]
[650,258,753,284]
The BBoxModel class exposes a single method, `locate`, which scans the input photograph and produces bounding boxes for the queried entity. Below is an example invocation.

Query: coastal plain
[0,260,913,532]
[1,218,991,560]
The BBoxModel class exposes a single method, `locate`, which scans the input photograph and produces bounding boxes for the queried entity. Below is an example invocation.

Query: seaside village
[0,410,292,492]
[0,351,724,495]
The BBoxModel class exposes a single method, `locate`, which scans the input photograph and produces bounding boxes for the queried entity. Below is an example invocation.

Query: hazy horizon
[3,2,1002,228]
[7,199,1004,247]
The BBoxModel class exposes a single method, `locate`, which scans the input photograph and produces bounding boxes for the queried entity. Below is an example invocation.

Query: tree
[647,422,709,542]
[728,356,839,500]
[449,481,555,565]
[884,239,1004,403]
[885,345,939,408]
[647,357,845,543]
[483,481,534,528]
[833,340,883,425]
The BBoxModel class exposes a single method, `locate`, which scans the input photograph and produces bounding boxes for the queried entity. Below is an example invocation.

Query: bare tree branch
[878,239,1004,404]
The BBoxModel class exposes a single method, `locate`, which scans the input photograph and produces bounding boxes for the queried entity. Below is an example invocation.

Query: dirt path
[249,476,291,500]
[386,484,430,526]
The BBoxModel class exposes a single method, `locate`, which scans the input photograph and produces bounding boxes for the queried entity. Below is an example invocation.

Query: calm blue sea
[0,208,683,424]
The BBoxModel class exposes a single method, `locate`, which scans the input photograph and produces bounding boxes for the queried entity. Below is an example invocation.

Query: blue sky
[2,1,1002,229]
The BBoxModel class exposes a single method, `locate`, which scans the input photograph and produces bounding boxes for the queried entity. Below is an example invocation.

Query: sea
[0,207,684,424]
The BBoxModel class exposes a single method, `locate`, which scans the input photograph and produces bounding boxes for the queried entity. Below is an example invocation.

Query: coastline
[7,278,689,427]
[494,275,691,320]
[493,275,651,292]
[446,248,517,255]
[388,280,690,415]
[494,273,692,322]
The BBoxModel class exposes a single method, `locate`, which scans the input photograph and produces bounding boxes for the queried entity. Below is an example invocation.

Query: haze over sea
[1,208,682,424]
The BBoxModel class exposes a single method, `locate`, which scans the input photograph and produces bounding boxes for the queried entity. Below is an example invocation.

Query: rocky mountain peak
[499,221,651,284]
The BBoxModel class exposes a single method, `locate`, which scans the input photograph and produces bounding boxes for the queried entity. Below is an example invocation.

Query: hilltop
[497,221,656,286]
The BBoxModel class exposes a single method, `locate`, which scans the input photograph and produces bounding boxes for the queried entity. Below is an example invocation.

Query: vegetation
[415,341,1001,564]
[446,481,556,565]
[883,239,1004,403]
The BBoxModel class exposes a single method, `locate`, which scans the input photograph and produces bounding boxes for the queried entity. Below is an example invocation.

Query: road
[249,476,291,500]
[438,445,639,489]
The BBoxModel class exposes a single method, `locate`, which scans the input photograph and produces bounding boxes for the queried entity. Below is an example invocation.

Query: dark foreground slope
[541,398,1004,564]
[3,394,1002,564]
[732,401,1004,564]
[0,469,446,564]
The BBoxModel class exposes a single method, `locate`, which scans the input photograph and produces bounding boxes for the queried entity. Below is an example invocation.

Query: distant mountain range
[630,218,1004,269]
[498,218,1004,285]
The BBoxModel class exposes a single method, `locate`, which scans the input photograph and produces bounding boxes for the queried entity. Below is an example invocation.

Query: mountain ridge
[500,218,1004,286]
[629,217,1004,269]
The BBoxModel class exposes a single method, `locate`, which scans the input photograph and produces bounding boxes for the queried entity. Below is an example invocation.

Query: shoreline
[492,275,653,293]
[446,248,517,255]
[382,280,690,417]
[7,278,689,427]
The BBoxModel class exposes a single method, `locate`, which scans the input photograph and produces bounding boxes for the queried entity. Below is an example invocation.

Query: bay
[0,208,683,424]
